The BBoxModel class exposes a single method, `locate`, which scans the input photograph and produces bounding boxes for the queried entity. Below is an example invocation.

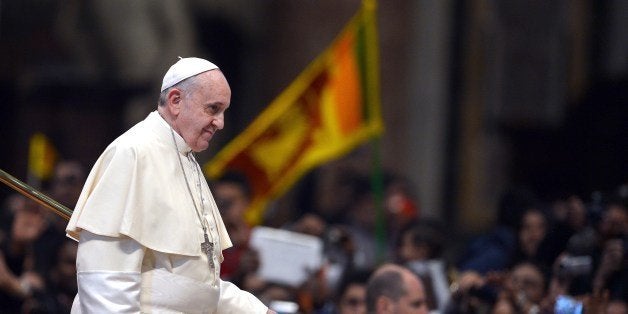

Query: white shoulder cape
[66,111,232,256]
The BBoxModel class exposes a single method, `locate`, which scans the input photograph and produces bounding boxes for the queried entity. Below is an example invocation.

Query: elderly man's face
[176,70,231,152]
[391,271,429,314]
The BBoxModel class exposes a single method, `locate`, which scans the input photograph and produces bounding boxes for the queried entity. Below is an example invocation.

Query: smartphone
[555,295,583,314]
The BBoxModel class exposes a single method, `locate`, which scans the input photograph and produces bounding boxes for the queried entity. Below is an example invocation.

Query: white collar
[153,111,192,155]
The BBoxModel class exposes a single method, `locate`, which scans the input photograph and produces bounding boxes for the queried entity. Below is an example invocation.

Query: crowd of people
[210,169,627,314]
[0,157,627,313]
[1,161,85,313]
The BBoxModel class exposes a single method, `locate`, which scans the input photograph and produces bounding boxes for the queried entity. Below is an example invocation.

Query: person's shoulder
[118,120,166,150]
[97,126,163,165]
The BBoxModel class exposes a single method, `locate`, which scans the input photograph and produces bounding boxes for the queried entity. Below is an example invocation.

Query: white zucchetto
[161,57,219,92]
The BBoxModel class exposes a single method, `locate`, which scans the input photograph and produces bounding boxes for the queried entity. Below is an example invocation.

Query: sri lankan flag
[205,0,383,225]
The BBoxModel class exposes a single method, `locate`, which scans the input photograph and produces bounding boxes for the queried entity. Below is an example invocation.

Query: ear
[166,88,183,115]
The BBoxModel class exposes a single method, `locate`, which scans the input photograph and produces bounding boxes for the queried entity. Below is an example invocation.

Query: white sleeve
[75,231,145,313]
[217,279,268,314]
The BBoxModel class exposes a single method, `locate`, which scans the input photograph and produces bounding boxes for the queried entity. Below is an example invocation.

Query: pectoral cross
[201,232,215,269]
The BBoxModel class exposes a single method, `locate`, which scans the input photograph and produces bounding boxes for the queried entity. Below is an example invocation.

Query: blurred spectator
[593,192,627,303]
[566,196,590,233]
[366,263,429,314]
[211,171,254,280]
[332,269,371,314]
[457,187,539,274]
[492,262,548,314]
[597,196,628,242]
[290,213,351,309]
[33,160,86,276]
[46,240,78,313]
[49,160,86,210]
[0,194,24,237]
[298,267,329,313]
[592,238,626,301]
[516,208,547,261]
[511,206,558,270]
[229,245,266,296]
[291,213,328,239]
[0,197,47,313]
[342,174,379,271]
[604,299,628,314]
[445,269,504,313]
[24,241,78,313]
[564,197,600,258]
[397,219,450,312]
[383,173,420,255]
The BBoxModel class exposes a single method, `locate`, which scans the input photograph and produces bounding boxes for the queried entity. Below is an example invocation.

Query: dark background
[1,0,627,233]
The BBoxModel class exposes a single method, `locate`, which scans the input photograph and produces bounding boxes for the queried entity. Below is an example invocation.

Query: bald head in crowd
[366,264,429,314]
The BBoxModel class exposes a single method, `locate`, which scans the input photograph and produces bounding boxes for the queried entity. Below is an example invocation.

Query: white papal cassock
[66,111,268,313]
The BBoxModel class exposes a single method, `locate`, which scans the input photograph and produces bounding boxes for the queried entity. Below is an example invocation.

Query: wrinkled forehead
[191,70,231,96]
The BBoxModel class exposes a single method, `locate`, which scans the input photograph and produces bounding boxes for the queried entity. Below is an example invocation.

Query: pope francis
[66,57,273,313]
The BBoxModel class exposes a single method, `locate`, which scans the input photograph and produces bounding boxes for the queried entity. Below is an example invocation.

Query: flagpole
[371,137,387,263]
[0,168,72,221]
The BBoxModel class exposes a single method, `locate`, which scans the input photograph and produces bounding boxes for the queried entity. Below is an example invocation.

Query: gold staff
[0,168,72,221]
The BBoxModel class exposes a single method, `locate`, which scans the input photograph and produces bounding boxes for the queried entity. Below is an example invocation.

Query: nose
[212,115,225,130]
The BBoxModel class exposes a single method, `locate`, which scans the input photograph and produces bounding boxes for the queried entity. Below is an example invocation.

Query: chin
[194,143,210,152]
